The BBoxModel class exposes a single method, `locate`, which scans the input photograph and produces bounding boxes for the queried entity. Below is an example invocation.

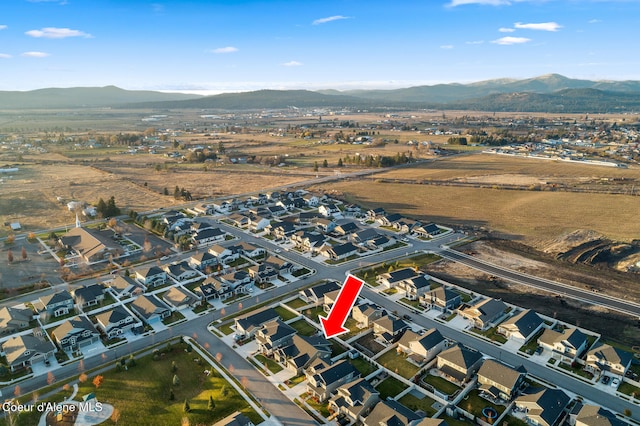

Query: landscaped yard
[348,357,378,377]
[5,343,262,426]
[617,381,640,398]
[162,310,186,326]
[285,298,308,309]
[459,389,506,420]
[557,362,594,380]
[421,373,461,396]
[376,351,421,379]
[302,306,326,323]
[274,305,299,321]
[398,392,438,417]
[399,297,423,310]
[375,376,409,400]
[289,319,319,336]
[255,354,283,374]
[470,326,508,344]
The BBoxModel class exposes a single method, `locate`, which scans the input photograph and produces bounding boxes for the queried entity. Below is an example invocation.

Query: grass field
[374,376,409,400]
[376,351,421,379]
[320,179,640,244]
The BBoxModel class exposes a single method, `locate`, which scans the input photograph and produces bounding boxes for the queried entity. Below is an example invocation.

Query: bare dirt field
[317,179,640,245]
[425,241,640,347]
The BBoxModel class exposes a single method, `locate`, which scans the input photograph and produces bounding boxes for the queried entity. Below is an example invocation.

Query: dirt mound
[542,229,605,255]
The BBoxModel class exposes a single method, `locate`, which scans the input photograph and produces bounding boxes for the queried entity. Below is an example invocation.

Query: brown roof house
[585,342,633,378]
[162,286,199,310]
[570,403,628,426]
[52,315,101,354]
[95,306,143,339]
[477,358,526,401]
[436,344,483,384]
[515,387,570,426]
[58,227,122,264]
[458,298,509,331]
[397,328,446,364]
[306,359,360,402]
[537,327,588,362]
[255,319,297,356]
[274,334,332,375]
[35,290,75,319]
[130,295,171,324]
[352,303,384,328]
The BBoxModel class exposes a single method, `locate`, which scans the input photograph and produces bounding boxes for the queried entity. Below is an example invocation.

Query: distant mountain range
[3,74,640,113]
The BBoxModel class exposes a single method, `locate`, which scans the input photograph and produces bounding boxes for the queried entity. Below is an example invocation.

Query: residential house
[342,204,362,217]
[213,201,232,214]
[268,221,297,241]
[436,344,484,384]
[319,204,340,218]
[192,203,215,216]
[234,307,280,338]
[366,235,395,251]
[538,327,588,362]
[376,213,403,227]
[313,217,336,233]
[195,278,227,301]
[303,194,320,207]
[372,315,409,344]
[189,251,219,271]
[393,218,421,234]
[497,309,545,344]
[376,267,420,289]
[135,266,167,288]
[52,316,101,353]
[366,208,385,221]
[351,228,381,245]
[291,231,326,253]
[420,286,462,312]
[1,334,56,372]
[352,303,384,328]
[212,411,254,426]
[320,242,359,261]
[209,244,239,262]
[397,328,446,363]
[192,227,226,248]
[398,275,432,301]
[228,213,250,228]
[248,215,270,232]
[477,358,527,401]
[255,319,297,356]
[299,281,341,305]
[515,387,570,426]
[585,343,633,377]
[570,404,627,426]
[329,378,380,423]
[413,223,442,238]
[267,205,287,217]
[363,400,423,426]
[95,306,142,339]
[58,227,122,263]
[458,298,509,330]
[130,295,172,324]
[163,286,199,310]
[0,306,33,335]
[36,290,75,319]
[305,359,360,402]
[164,261,199,282]
[275,334,332,374]
[334,220,360,236]
[72,284,105,309]
[235,241,266,259]
[108,275,145,299]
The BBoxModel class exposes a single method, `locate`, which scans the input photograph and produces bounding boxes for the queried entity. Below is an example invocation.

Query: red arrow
[319,275,365,339]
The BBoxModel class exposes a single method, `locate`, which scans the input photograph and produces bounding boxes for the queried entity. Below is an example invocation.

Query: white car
[611,378,620,387]
[274,248,281,253]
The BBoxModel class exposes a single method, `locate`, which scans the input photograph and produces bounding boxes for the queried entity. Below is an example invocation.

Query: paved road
[439,248,640,318]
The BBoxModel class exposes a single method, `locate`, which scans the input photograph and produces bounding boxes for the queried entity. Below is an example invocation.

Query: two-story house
[95,306,142,338]
[306,359,360,402]
[436,344,483,384]
[255,319,297,356]
[52,316,101,353]
[72,284,105,309]
[397,328,446,364]
[135,266,167,288]
[585,342,633,378]
[477,358,527,401]
[420,286,462,312]
[36,290,75,319]
[275,334,332,375]
[497,309,545,344]
[537,327,588,362]
[328,378,380,424]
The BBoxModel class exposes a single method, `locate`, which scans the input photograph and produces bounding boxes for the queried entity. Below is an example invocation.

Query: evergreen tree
[337,158,343,167]
[208,395,215,411]
[313,161,318,172]
[322,159,328,168]
[183,399,190,413]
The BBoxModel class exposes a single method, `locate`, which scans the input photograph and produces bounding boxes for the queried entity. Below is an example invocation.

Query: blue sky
[1,0,639,93]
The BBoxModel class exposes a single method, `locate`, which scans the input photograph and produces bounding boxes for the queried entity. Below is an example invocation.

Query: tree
[208,395,215,411]
[337,158,343,167]
[111,408,121,425]
[93,375,104,389]
[173,374,180,386]
[322,159,328,168]
[313,161,318,172]
[172,361,177,372]
[169,388,175,400]
[7,249,13,264]
[221,385,229,397]
[183,399,191,413]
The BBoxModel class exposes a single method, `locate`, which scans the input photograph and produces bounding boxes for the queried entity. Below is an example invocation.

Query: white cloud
[588,19,601,24]
[492,36,531,45]
[447,0,510,6]
[0,53,11,59]
[0,25,7,30]
[312,15,349,25]
[282,61,303,67]
[514,22,562,31]
[440,45,454,49]
[21,51,50,57]
[26,27,92,39]
[210,46,238,54]
[466,40,484,45]
[499,27,515,33]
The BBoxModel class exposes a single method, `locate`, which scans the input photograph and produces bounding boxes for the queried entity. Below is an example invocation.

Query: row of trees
[342,152,413,167]
[96,196,121,218]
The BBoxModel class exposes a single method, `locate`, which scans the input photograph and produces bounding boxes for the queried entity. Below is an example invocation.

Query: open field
[317,179,640,244]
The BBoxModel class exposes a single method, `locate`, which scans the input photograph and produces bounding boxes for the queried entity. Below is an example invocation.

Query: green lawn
[459,389,506,419]
[399,297,423,310]
[218,321,235,335]
[502,415,529,426]
[274,306,299,321]
[162,310,186,326]
[617,381,640,397]
[5,345,262,426]
[398,392,437,417]
[255,354,283,374]
[376,351,421,379]
[421,373,461,396]
[348,357,377,376]
[302,306,327,323]
[285,298,308,309]
[289,319,319,336]
[471,326,508,344]
[286,374,307,388]
[375,377,409,400]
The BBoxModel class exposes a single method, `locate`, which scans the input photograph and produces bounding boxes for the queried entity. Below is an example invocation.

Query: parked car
[601,376,610,385]
[611,378,620,387]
